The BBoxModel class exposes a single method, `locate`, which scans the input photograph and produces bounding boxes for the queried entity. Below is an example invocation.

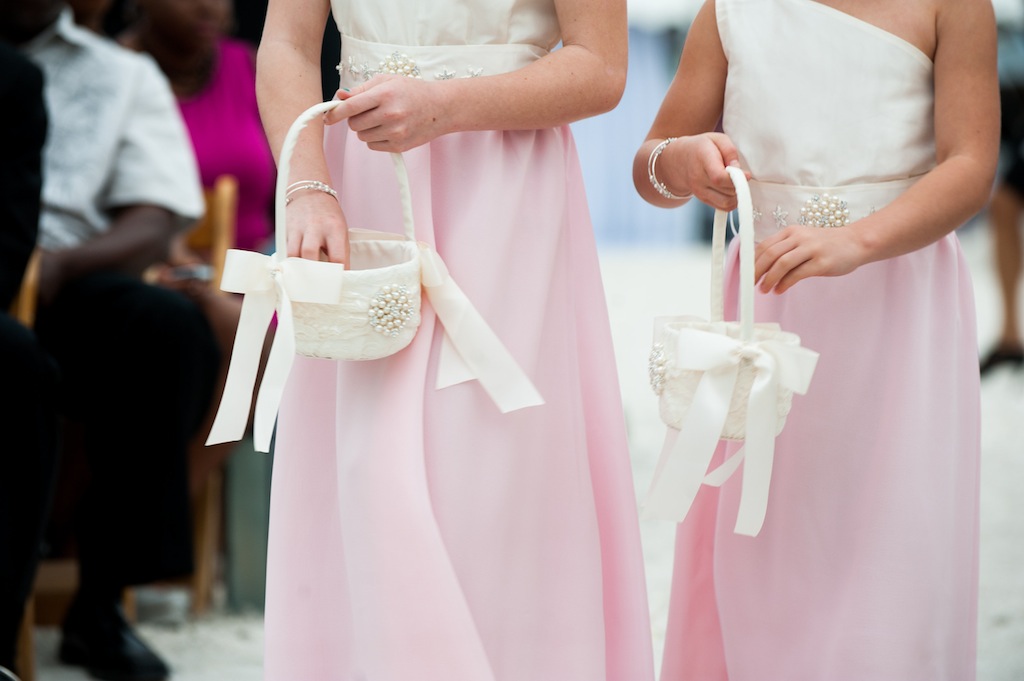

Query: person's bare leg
[981,183,1024,373]
[990,184,1023,346]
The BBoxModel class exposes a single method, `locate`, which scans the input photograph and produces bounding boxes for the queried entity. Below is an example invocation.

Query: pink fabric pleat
[263,126,654,681]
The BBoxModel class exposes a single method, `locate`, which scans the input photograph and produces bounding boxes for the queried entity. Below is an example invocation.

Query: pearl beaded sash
[748,175,923,242]
[337,35,548,89]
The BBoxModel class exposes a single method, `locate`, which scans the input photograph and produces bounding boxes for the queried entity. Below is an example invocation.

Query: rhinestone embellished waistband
[337,35,548,89]
[747,176,924,242]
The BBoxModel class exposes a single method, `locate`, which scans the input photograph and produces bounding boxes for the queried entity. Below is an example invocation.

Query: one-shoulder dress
[661,1,981,680]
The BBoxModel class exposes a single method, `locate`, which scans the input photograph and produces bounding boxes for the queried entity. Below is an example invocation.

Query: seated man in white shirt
[0,3,220,680]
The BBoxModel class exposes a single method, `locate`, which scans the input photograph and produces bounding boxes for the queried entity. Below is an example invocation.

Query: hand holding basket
[206,100,544,452]
[644,166,819,536]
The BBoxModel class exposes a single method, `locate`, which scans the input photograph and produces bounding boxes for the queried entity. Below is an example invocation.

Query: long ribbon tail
[732,357,781,536]
[251,279,298,453]
[421,249,543,413]
[206,291,276,446]
[642,366,739,521]
[703,446,745,487]
[436,333,477,388]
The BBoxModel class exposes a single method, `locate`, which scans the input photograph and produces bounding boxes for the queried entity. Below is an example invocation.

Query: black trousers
[34,272,219,591]
[0,314,59,669]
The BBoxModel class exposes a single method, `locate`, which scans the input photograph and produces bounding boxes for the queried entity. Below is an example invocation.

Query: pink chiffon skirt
[262,126,654,681]
[660,234,981,681]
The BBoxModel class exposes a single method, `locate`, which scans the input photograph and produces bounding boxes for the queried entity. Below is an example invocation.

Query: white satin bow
[643,326,818,536]
[206,246,544,453]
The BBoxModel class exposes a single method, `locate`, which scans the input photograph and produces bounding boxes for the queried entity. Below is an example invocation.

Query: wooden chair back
[8,250,41,328]
[186,175,238,289]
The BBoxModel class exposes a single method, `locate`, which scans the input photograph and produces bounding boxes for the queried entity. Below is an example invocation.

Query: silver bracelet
[285,180,338,205]
[647,137,691,201]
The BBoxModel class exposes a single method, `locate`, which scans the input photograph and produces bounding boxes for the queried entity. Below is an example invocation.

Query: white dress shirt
[22,9,203,250]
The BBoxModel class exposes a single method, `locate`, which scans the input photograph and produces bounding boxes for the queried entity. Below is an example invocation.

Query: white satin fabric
[332,0,560,54]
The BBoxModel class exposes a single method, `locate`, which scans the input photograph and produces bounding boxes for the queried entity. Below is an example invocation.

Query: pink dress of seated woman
[178,37,275,253]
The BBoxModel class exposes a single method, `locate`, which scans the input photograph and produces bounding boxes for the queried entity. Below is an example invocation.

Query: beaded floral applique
[368,285,414,337]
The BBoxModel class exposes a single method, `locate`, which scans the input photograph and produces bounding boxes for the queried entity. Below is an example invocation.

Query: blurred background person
[76,0,284,618]
[0,1,220,679]
[118,0,274,258]
[100,0,341,102]
[115,0,277,495]
[0,40,59,681]
[982,0,1024,374]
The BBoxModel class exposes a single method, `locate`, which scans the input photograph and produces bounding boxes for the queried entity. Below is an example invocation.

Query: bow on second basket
[206,100,544,453]
[644,166,819,536]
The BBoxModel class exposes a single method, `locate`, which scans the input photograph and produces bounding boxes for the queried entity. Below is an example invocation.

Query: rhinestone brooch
[368,285,413,337]
[649,343,668,395]
[798,193,850,229]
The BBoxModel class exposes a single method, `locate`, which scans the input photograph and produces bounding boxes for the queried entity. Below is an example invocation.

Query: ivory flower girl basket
[644,166,819,536]
[205,100,543,453]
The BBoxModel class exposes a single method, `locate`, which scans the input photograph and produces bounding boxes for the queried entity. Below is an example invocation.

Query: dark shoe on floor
[980,344,1024,376]
[60,598,170,681]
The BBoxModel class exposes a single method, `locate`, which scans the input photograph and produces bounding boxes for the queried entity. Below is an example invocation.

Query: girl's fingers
[759,243,809,292]
[324,88,380,126]
[712,133,742,168]
[324,231,349,265]
[323,101,350,126]
[774,260,816,294]
[754,229,797,278]
[700,186,739,211]
[286,226,302,258]
[299,233,323,261]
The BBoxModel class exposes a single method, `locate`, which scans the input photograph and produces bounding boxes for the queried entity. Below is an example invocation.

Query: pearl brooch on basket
[369,285,413,337]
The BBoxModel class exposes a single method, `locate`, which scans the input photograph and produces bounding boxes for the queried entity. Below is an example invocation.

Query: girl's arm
[755,0,999,294]
[257,0,346,262]
[631,0,743,212]
[323,0,628,149]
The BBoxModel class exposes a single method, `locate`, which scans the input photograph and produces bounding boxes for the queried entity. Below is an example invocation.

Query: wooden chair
[185,175,237,291]
[13,175,239,680]
[9,249,43,681]
[183,174,238,616]
[7,250,41,327]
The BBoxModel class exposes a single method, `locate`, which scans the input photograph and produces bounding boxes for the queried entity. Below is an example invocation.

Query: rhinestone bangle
[285,180,338,205]
[647,137,692,201]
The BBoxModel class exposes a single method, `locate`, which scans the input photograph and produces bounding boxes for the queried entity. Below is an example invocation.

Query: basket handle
[709,166,755,342]
[274,100,416,257]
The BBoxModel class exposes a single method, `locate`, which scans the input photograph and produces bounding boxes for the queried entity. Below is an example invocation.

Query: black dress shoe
[980,344,1024,376]
[59,598,170,681]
